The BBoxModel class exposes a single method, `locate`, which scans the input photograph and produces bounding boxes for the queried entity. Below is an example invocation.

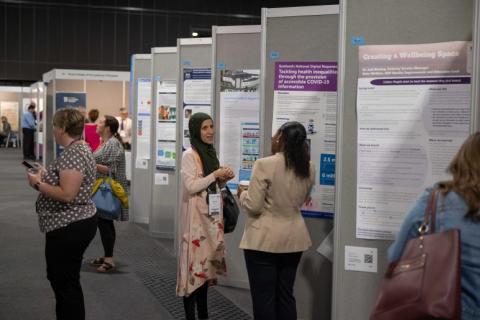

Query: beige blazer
[239,152,315,253]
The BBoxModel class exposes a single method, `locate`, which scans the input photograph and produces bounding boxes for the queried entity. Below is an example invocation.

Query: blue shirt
[21,111,36,130]
[388,187,480,320]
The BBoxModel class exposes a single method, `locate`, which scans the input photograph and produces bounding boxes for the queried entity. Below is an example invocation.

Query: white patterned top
[36,143,97,233]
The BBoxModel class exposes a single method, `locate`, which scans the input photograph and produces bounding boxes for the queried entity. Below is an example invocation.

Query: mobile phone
[21,160,35,169]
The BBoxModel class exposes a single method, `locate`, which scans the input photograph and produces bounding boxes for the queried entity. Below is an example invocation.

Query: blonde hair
[53,108,85,138]
[438,132,480,220]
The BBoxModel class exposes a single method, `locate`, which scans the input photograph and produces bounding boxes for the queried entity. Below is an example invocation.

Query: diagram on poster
[136,78,151,161]
[182,68,211,149]
[156,80,177,169]
[356,41,472,240]
[218,69,260,191]
[272,62,337,218]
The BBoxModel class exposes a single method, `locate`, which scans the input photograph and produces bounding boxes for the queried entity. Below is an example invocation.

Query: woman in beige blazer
[238,121,315,320]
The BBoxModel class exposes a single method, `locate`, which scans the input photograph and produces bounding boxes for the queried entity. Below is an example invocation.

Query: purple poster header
[370,77,470,86]
[274,62,337,92]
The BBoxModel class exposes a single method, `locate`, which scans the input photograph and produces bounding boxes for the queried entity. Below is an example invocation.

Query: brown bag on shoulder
[370,190,461,320]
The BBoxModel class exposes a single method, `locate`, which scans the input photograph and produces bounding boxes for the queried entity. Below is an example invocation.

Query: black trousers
[22,128,35,159]
[97,217,116,257]
[244,249,303,320]
[183,282,209,320]
[45,215,97,320]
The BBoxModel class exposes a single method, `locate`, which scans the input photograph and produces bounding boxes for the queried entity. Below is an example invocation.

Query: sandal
[89,257,105,266]
[97,262,115,273]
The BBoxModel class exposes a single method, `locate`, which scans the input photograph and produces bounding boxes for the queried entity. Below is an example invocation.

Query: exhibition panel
[130,54,153,224]
[174,37,212,253]
[211,24,261,290]
[149,47,178,238]
[332,1,477,319]
[260,5,339,320]
[30,82,47,165]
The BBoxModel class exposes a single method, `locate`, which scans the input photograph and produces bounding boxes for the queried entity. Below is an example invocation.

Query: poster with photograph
[182,68,211,149]
[356,41,471,240]
[156,80,177,169]
[218,69,260,191]
[272,62,338,218]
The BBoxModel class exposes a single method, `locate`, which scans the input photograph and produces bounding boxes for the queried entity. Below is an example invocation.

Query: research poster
[356,41,472,240]
[55,92,86,156]
[218,69,260,191]
[272,62,338,218]
[156,80,177,169]
[0,101,19,131]
[182,68,211,150]
[136,78,151,161]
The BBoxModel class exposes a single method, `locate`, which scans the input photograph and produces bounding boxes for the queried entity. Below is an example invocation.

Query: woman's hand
[237,185,248,198]
[26,166,44,189]
[214,167,235,183]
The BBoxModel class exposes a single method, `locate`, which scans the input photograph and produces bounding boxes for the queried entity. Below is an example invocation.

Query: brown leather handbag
[370,190,461,320]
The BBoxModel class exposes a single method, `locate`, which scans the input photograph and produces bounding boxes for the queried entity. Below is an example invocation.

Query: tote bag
[370,190,461,320]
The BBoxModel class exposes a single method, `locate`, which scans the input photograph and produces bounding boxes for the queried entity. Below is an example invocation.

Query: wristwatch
[33,181,41,191]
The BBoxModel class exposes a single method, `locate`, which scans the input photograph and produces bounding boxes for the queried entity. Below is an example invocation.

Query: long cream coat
[239,152,315,253]
[176,148,226,297]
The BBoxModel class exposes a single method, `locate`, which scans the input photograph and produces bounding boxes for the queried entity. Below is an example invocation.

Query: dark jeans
[183,282,209,320]
[22,128,35,159]
[45,215,97,320]
[244,249,303,320]
[97,217,115,257]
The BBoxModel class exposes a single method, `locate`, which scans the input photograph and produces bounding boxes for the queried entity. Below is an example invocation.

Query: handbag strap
[420,189,437,234]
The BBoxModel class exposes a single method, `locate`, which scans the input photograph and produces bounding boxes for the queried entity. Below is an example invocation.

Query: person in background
[177,112,235,320]
[87,109,99,124]
[25,108,97,320]
[0,116,12,146]
[237,121,315,320]
[84,109,101,151]
[22,102,36,160]
[388,132,480,320]
[115,108,132,150]
[90,115,128,273]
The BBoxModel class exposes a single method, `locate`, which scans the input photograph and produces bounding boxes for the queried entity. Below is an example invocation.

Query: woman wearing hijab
[176,112,235,320]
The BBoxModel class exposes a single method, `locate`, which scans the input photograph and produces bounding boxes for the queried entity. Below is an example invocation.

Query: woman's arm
[28,169,83,203]
[182,152,216,195]
[96,164,109,174]
[387,189,430,262]
[239,160,268,216]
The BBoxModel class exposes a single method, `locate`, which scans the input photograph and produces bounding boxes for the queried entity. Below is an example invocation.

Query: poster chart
[356,41,472,240]
[0,101,19,131]
[55,92,87,156]
[156,79,177,169]
[136,78,152,162]
[272,62,338,218]
[218,69,260,191]
[182,68,211,150]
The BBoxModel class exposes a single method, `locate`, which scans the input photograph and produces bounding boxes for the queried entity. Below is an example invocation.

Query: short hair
[52,108,85,139]
[88,109,99,122]
[119,107,127,113]
[28,104,35,111]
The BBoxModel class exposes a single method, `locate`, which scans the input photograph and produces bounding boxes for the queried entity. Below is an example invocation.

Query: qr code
[364,254,373,264]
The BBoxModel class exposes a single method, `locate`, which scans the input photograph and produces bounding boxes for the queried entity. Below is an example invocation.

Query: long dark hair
[438,132,480,220]
[104,115,124,144]
[278,121,310,178]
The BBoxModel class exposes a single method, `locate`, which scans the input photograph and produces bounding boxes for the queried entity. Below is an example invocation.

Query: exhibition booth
[0,86,30,148]
[42,69,130,165]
